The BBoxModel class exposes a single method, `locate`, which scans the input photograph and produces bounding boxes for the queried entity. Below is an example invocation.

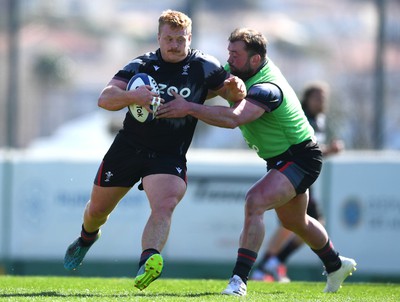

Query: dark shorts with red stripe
[94,133,187,190]
[265,139,322,195]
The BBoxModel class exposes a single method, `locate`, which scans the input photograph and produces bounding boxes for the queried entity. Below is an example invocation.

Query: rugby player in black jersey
[63,9,246,291]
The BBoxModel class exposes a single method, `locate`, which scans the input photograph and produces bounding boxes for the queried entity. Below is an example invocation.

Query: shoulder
[250,81,282,96]
[114,52,159,82]
[189,49,227,89]
[247,82,283,112]
[122,51,159,72]
[189,49,222,67]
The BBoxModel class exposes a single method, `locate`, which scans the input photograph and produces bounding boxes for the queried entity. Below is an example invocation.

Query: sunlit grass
[0,276,399,301]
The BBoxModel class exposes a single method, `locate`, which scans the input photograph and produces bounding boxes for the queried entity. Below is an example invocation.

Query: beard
[229,63,254,81]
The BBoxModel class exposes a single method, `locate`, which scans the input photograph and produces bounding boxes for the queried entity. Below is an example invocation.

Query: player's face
[158,24,191,63]
[308,90,326,114]
[227,41,255,80]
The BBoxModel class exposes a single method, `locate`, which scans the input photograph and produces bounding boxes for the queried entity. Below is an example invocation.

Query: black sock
[80,224,99,247]
[311,240,341,273]
[277,237,302,263]
[232,248,258,284]
[139,248,160,268]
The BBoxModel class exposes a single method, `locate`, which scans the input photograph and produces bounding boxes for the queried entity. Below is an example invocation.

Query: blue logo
[341,197,362,228]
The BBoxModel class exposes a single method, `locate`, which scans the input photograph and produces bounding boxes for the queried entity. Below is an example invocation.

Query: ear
[251,54,261,65]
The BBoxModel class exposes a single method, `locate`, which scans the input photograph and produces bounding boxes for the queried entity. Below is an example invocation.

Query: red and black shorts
[265,140,322,195]
[94,134,187,190]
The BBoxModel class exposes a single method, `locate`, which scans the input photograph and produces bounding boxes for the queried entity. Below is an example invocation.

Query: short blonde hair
[158,10,192,34]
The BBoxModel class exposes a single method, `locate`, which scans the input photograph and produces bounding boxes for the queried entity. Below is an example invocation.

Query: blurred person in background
[63,9,245,291]
[251,81,345,283]
[157,28,356,297]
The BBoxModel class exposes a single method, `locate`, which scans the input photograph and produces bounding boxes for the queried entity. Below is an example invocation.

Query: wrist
[187,102,196,116]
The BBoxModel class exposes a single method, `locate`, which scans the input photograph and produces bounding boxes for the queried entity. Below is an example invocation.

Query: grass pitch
[0,276,399,301]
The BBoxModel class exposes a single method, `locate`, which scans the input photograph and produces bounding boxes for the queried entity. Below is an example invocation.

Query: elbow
[225,122,238,129]
[225,117,241,129]
[97,97,107,109]
[97,85,116,110]
[98,90,115,110]
[97,96,107,109]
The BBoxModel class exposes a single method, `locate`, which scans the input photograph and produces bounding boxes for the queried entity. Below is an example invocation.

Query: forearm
[187,103,239,129]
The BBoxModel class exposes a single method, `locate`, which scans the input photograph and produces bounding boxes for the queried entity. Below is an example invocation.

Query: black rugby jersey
[113,49,229,159]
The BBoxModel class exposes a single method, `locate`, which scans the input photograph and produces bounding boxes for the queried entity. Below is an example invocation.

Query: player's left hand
[156,90,190,119]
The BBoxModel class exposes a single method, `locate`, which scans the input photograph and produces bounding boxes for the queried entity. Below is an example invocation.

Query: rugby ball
[127,73,160,123]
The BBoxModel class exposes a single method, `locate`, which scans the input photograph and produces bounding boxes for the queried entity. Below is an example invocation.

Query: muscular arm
[186,99,264,128]
[157,82,282,129]
[157,90,264,128]
[98,78,159,112]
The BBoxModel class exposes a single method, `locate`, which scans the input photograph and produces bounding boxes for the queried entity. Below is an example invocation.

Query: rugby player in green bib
[157,27,356,296]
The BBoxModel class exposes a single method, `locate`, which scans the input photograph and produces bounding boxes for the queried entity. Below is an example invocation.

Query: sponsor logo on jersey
[158,84,192,99]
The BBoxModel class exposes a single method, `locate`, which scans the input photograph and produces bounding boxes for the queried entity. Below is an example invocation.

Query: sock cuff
[238,248,258,261]
[139,248,161,268]
[142,248,160,256]
[81,224,99,242]
[312,239,332,254]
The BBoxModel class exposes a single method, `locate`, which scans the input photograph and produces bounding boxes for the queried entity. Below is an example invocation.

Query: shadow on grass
[0,291,223,298]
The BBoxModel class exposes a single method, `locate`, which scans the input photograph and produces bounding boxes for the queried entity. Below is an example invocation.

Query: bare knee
[85,201,110,221]
[151,198,179,217]
[245,190,268,216]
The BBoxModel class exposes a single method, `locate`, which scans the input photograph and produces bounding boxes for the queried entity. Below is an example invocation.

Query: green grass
[0,276,399,301]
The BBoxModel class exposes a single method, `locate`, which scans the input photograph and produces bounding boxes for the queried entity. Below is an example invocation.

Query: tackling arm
[189,99,264,128]
[157,90,264,128]
[157,82,280,129]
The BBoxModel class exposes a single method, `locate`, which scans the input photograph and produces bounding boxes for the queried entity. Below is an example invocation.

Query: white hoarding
[322,153,400,274]
[3,149,400,276]
[9,159,150,260]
